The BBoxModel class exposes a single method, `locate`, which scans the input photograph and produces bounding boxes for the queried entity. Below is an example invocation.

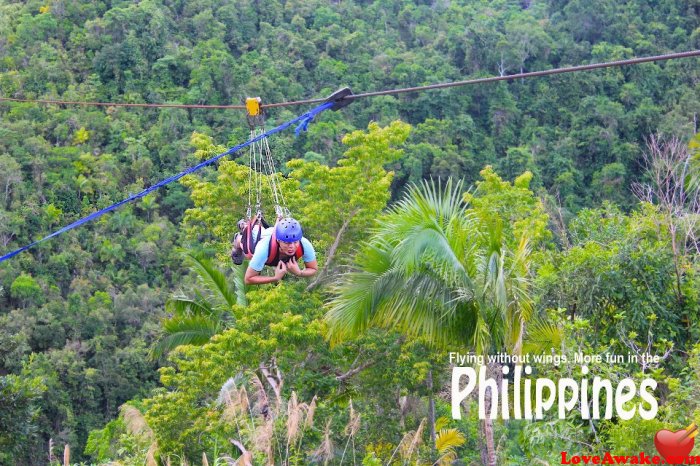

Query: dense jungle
[1,0,699,464]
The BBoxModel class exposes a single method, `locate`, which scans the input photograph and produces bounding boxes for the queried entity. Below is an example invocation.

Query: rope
[246,126,286,219]
[0,98,246,109]
[256,136,263,210]
[263,137,282,211]
[245,132,290,220]
[343,49,700,101]
[246,129,254,218]
[249,128,264,214]
[0,101,334,264]
[1,50,698,110]
[266,136,290,216]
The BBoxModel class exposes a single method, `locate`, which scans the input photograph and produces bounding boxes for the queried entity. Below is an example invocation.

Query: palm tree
[151,253,247,359]
[325,179,534,466]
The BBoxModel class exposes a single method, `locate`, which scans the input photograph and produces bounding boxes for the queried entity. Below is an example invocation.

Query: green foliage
[289,120,411,276]
[10,273,42,307]
[517,312,666,462]
[539,202,699,354]
[84,417,124,462]
[1,0,699,463]
[0,374,46,465]
[181,121,410,279]
[151,253,246,359]
[327,168,542,356]
[435,427,466,465]
[602,416,666,456]
[466,166,551,252]
[142,282,327,461]
[326,178,478,349]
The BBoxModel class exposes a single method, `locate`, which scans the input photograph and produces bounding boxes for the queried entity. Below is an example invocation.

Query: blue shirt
[249,228,316,272]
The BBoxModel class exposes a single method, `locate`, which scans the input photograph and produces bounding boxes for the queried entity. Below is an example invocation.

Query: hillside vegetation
[0,0,699,464]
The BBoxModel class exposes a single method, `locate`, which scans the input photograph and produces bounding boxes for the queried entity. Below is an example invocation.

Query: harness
[241,213,269,260]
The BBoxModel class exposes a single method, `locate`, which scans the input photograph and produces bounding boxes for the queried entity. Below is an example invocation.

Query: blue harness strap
[0,101,334,264]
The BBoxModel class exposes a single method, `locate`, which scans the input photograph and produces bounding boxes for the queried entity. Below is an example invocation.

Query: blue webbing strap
[0,101,334,264]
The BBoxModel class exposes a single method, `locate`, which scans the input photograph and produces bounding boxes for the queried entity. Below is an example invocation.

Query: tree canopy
[0,0,699,463]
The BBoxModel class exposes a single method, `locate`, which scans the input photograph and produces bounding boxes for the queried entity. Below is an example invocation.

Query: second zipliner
[230,97,319,285]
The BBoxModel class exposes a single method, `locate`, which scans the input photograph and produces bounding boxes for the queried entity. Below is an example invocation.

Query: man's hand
[273,261,287,280]
[287,257,302,276]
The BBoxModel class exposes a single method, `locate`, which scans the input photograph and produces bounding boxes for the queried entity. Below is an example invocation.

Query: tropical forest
[0,0,699,464]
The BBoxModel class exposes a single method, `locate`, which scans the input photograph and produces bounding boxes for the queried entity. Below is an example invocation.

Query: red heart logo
[654,429,695,464]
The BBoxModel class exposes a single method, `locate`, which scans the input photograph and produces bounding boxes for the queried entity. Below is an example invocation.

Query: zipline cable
[1,50,698,110]
[0,102,334,264]
[1,49,700,263]
[342,49,700,101]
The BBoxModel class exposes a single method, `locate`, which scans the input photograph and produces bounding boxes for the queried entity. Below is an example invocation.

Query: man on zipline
[231,217,318,285]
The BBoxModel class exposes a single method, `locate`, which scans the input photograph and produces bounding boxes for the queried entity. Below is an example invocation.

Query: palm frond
[150,315,218,359]
[435,428,466,453]
[325,265,404,346]
[391,225,467,280]
[434,417,451,432]
[374,272,461,347]
[326,176,534,356]
[471,312,492,356]
[523,318,564,355]
[165,296,214,317]
[230,264,247,307]
[185,252,238,310]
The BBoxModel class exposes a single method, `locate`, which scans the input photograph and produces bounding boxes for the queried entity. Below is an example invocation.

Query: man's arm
[245,261,287,285]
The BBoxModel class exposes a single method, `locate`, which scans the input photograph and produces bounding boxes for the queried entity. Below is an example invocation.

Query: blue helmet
[276,217,303,242]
